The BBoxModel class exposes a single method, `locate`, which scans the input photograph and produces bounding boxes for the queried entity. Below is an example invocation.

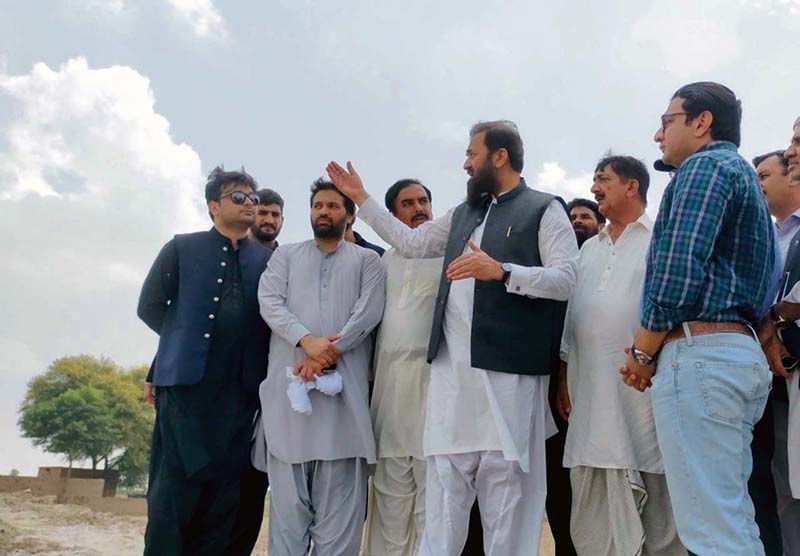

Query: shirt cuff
[504,263,536,297]
[287,323,312,348]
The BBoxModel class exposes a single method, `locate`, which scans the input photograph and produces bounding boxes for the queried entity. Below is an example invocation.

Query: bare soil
[0,490,554,555]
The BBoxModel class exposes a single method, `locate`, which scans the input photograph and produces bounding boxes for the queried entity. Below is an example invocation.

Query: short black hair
[309,178,355,215]
[256,188,285,211]
[567,198,606,224]
[204,166,258,203]
[594,154,650,206]
[384,179,432,214]
[672,82,742,147]
[470,120,524,172]
[753,151,790,174]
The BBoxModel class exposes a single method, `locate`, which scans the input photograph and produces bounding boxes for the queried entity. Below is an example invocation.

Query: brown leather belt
[663,321,751,345]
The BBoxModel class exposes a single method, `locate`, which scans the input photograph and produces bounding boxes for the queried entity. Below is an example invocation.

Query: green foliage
[18,355,155,488]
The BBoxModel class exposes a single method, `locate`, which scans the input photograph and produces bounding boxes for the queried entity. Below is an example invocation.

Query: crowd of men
[137,80,800,556]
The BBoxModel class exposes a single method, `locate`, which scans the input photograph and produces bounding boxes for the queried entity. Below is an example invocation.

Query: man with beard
[249,188,284,250]
[138,167,271,556]
[558,155,683,556]
[327,120,578,555]
[365,178,439,556]
[567,198,605,248]
[256,178,385,555]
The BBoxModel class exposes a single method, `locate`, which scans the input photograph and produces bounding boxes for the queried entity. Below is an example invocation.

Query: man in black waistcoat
[138,167,271,556]
[327,120,578,555]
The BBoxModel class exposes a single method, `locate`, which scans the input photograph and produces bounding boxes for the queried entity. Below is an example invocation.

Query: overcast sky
[1,0,799,474]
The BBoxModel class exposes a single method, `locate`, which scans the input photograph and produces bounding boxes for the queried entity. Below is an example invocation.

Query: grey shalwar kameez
[256,239,385,556]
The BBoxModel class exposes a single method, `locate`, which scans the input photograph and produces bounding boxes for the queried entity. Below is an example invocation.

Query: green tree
[18,355,154,488]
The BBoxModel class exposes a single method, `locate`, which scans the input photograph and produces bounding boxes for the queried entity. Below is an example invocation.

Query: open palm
[326,160,369,205]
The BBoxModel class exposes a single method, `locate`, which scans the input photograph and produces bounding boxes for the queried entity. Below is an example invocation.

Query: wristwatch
[630,344,657,366]
[500,262,512,283]
[770,305,789,329]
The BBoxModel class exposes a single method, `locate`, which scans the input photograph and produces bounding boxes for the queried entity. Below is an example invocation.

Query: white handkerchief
[314,371,343,395]
[286,367,312,415]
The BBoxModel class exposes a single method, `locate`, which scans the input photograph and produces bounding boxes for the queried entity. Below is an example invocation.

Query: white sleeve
[505,199,579,301]
[357,196,454,259]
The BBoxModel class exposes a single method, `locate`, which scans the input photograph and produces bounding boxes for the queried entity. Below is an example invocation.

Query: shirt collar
[694,140,737,155]
[598,211,652,239]
[776,207,800,230]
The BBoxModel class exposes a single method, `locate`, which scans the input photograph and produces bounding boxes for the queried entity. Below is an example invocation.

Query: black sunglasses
[220,191,259,205]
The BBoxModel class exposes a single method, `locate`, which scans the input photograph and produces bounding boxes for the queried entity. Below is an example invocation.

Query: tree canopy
[18,355,154,488]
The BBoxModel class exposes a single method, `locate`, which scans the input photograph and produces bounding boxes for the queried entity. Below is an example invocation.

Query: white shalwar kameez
[560,215,683,556]
[366,249,442,556]
[358,194,577,556]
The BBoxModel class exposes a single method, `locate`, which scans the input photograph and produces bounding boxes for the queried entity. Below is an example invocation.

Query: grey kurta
[257,239,386,464]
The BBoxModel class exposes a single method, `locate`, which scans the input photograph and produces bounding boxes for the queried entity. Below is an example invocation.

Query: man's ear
[493,148,509,169]
[693,111,714,139]
[208,200,220,219]
[627,179,640,199]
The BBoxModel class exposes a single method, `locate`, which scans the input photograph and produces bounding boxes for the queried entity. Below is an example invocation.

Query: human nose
[654,127,664,143]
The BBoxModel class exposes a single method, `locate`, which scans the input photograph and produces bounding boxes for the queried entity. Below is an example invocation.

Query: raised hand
[326,161,369,205]
[446,241,504,282]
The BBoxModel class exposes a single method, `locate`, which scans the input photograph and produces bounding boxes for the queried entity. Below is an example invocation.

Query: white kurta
[371,249,442,460]
[560,214,664,473]
[358,194,577,472]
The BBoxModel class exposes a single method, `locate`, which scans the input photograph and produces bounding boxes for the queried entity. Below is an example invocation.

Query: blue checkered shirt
[641,141,777,331]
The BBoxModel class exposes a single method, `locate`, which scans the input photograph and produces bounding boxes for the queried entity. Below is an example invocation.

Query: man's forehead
[756,155,782,172]
[397,183,427,199]
[571,206,594,216]
[258,203,282,213]
[313,190,344,203]
[594,165,617,179]
[467,132,486,150]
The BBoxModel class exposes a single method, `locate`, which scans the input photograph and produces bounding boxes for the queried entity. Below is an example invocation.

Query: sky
[1,0,799,474]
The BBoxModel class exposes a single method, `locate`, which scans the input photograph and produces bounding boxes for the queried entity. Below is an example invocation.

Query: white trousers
[418,448,547,556]
[365,456,427,556]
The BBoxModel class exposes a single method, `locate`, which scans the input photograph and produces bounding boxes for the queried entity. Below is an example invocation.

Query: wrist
[500,262,512,283]
[353,191,369,206]
[630,343,658,366]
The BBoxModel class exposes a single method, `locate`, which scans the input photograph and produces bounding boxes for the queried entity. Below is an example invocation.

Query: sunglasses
[220,191,259,205]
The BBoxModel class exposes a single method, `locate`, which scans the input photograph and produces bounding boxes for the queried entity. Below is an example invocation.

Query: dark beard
[251,224,278,242]
[466,163,500,207]
[312,216,347,239]
[574,229,589,248]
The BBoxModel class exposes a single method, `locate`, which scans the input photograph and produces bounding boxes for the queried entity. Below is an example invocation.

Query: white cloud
[0,57,209,471]
[532,162,594,202]
[165,0,227,39]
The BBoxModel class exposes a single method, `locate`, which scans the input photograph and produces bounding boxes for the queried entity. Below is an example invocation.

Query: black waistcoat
[427,179,568,375]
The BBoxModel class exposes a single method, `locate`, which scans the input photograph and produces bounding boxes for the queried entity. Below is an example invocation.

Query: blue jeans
[651,327,771,556]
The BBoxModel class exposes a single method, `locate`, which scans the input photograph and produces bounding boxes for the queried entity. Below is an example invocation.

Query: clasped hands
[296,334,341,382]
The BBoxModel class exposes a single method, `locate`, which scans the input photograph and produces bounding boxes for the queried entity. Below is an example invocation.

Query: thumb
[468,240,481,253]
[346,161,359,177]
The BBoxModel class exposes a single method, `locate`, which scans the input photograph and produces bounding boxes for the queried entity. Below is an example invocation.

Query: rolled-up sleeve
[641,157,731,331]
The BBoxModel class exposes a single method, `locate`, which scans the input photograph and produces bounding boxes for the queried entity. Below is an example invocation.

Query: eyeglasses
[220,191,260,205]
[660,112,689,131]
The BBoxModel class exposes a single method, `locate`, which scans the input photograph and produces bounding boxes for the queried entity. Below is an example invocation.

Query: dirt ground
[0,490,554,555]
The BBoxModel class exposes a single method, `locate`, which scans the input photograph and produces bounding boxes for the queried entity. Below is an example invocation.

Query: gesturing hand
[299,334,341,367]
[326,161,369,205]
[446,241,504,282]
